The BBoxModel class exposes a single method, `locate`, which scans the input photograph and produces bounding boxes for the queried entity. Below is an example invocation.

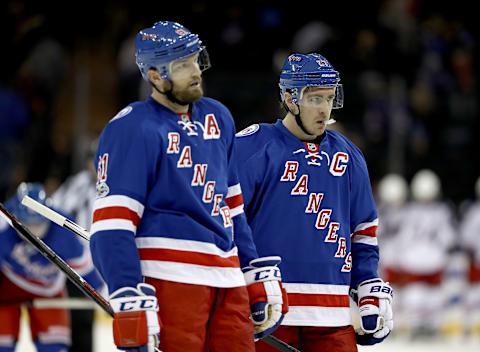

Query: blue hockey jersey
[90,97,258,293]
[0,215,102,297]
[236,120,379,327]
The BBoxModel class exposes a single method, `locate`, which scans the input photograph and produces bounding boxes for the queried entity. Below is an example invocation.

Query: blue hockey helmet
[135,21,211,81]
[279,53,343,109]
[5,182,49,225]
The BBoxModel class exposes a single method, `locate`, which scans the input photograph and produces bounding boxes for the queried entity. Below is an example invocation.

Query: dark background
[1,0,478,205]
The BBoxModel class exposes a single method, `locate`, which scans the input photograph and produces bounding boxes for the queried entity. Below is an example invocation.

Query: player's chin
[185,86,204,102]
[312,123,326,135]
[176,87,203,104]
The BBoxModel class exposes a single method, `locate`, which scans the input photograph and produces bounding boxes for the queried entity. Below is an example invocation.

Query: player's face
[298,87,336,136]
[169,53,203,103]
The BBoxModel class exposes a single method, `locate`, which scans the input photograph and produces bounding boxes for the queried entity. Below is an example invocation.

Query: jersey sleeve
[349,148,380,288]
[90,115,158,293]
[223,118,258,268]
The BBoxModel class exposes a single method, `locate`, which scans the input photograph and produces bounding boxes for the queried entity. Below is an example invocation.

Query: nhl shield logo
[96,182,110,198]
[236,124,260,137]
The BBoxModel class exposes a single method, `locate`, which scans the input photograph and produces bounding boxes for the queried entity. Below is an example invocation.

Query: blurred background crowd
[0,0,478,200]
[1,0,479,347]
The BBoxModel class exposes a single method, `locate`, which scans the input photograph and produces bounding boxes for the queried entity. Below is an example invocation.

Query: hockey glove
[110,283,160,352]
[351,278,393,345]
[242,256,289,339]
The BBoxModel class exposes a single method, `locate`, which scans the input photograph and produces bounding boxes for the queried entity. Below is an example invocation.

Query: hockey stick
[0,202,164,352]
[22,196,301,352]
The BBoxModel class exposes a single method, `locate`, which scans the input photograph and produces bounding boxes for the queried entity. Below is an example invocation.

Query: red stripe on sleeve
[93,206,141,226]
[225,193,243,209]
[353,225,377,238]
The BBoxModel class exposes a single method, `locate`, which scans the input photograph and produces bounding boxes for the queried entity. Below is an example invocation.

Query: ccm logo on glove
[116,298,157,311]
[255,267,281,281]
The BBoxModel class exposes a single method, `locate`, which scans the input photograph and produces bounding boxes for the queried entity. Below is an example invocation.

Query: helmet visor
[298,84,344,109]
[168,47,211,77]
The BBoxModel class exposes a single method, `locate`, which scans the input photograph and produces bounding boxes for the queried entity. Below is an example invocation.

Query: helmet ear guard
[135,21,211,81]
[279,53,343,109]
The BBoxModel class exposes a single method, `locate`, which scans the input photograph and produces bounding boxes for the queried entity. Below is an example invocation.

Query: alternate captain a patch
[236,124,259,137]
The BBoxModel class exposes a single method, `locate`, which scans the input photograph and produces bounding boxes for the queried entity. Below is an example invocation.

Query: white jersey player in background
[51,139,98,231]
[393,169,457,338]
[376,173,409,248]
[460,176,480,338]
[375,174,409,331]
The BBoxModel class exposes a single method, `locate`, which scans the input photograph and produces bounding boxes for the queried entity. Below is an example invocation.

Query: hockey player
[375,173,409,284]
[0,182,103,352]
[459,176,480,336]
[236,53,393,351]
[89,21,287,352]
[392,169,456,337]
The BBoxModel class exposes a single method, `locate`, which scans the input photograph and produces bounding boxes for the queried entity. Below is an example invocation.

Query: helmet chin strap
[284,102,316,137]
[295,111,315,136]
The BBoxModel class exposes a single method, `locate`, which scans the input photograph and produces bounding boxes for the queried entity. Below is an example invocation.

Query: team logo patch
[110,106,133,122]
[142,33,158,41]
[306,143,319,153]
[236,124,259,137]
[96,182,110,198]
[289,55,302,62]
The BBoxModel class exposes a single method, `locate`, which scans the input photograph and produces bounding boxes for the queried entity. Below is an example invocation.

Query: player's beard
[171,81,204,104]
